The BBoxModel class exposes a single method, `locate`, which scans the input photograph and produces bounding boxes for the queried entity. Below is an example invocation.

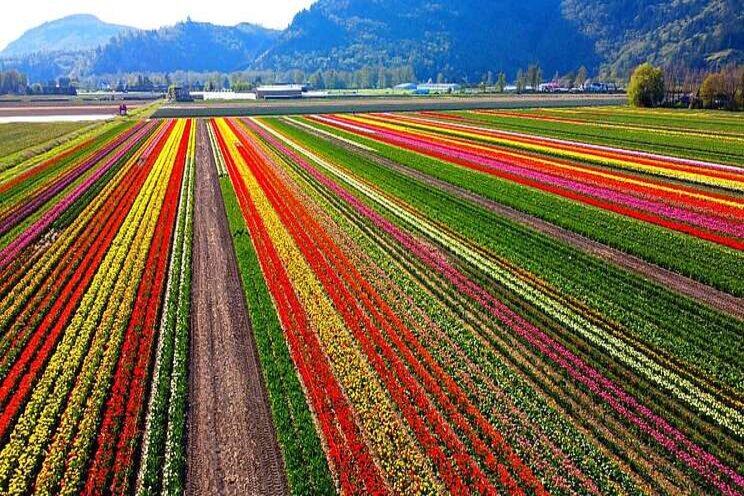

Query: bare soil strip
[287,118,743,319]
[187,119,288,496]
[153,94,625,118]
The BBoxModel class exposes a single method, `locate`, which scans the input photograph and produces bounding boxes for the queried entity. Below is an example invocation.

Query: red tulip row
[0,122,168,440]
[226,116,546,495]
[214,118,388,494]
[311,114,744,249]
[81,119,191,495]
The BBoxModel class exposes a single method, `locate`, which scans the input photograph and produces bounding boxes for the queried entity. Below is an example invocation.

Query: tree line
[629,63,744,110]
[85,64,601,93]
[81,66,420,92]
[0,69,78,95]
[0,70,28,94]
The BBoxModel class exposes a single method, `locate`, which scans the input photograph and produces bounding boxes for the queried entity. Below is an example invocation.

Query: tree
[486,71,494,87]
[628,63,664,107]
[526,64,542,91]
[357,66,372,89]
[0,69,28,95]
[231,81,252,93]
[515,69,527,93]
[575,65,588,89]
[377,66,388,89]
[526,65,537,91]
[309,71,325,90]
[497,72,507,92]
[700,73,725,108]
[402,65,416,84]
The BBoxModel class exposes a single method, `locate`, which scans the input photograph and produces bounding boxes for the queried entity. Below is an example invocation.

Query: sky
[0,0,316,51]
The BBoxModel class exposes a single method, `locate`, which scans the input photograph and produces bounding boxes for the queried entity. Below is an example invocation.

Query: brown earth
[0,100,149,117]
[0,106,134,117]
[285,117,743,319]
[187,119,288,496]
[153,94,625,118]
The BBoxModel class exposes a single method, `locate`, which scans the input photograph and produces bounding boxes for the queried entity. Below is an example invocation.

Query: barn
[254,84,306,99]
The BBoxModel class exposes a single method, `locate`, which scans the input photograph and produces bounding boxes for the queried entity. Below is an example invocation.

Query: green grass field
[0,122,89,160]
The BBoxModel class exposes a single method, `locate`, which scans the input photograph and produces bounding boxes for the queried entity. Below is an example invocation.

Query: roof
[417,83,461,90]
[256,85,305,92]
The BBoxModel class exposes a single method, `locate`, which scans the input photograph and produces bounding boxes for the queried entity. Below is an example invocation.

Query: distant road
[153,94,626,118]
[0,100,150,120]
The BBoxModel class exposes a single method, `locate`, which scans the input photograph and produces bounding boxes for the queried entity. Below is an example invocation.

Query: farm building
[168,85,193,102]
[255,84,307,99]
[417,83,461,93]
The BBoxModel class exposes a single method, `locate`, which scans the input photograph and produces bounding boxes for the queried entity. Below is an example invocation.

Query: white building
[417,83,462,93]
[254,84,307,99]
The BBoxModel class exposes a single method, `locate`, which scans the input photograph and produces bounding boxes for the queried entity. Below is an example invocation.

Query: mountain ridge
[1,1,742,82]
[91,19,279,74]
[0,14,134,57]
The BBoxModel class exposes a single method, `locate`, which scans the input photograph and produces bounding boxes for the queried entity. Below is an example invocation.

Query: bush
[627,63,664,107]
[700,73,727,108]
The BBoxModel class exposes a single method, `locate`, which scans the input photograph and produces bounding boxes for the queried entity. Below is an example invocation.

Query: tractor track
[187,119,288,496]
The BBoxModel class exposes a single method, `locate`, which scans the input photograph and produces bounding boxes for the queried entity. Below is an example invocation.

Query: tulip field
[0,107,741,495]
[211,111,742,495]
[0,118,194,495]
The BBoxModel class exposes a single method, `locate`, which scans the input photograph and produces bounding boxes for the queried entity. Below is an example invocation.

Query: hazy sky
[0,0,316,50]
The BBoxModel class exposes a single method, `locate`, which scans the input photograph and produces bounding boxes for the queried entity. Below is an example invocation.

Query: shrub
[627,63,664,107]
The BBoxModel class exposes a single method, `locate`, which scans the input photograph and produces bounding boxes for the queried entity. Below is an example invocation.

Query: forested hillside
[562,0,744,76]
[91,20,279,74]
[256,0,599,81]
[1,0,742,81]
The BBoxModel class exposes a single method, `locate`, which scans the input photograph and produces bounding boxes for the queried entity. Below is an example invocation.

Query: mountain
[562,0,744,76]
[257,0,744,79]
[1,2,742,82]
[0,14,134,57]
[91,19,279,74]
[0,50,91,82]
[254,0,599,81]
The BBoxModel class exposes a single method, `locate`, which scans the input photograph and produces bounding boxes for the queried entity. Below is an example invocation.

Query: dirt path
[285,118,743,319]
[154,94,625,118]
[187,119,288,496]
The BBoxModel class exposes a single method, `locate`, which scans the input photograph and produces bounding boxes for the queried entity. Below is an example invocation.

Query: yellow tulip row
[345,114,744,192]
[217,118,443,495]
[0,120,185,496]
[0,121,167,333]
[272,119,743,437]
